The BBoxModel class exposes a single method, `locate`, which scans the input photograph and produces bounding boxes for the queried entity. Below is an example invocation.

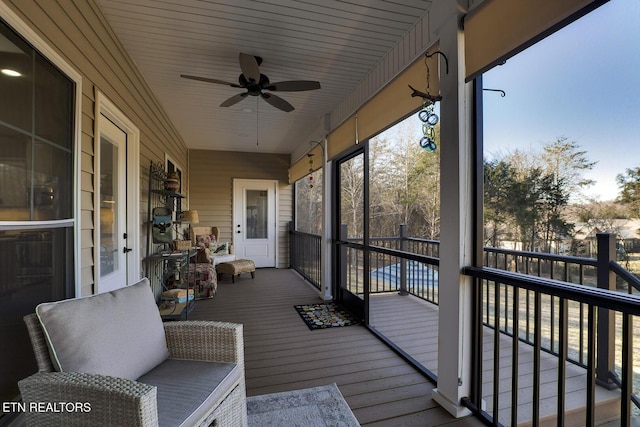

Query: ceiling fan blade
[180,74,242,88]
[220,93,249,107]
[261,92,294,112]
[239,52,261,83]
[266,80,321,92]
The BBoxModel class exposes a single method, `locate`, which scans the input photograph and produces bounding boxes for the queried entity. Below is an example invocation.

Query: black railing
[289,224,321,290]
[291,224,640,423]
[463,266,640,426]
[368,225,439,304]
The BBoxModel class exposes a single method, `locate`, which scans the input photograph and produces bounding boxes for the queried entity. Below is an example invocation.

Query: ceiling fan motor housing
[239,73,270,95]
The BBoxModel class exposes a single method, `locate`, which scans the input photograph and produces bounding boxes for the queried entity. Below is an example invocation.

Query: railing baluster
[621,313,633,427]
[579,302,585,365]
[586,304,595,426]
[579,265,585,365]
[558,297,568,427]
[504,283,509,333]
[533,291,541,426]
[526,289,531,343]
[493,280,501,422]
[511,285,520,427]
[551,295,556,353]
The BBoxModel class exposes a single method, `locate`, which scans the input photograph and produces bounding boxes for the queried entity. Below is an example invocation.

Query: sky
[483,0,640,201]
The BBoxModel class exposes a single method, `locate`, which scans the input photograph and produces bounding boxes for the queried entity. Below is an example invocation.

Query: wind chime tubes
[307,153,315,189]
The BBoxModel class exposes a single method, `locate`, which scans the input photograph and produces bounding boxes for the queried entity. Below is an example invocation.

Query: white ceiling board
[96,0,433,154]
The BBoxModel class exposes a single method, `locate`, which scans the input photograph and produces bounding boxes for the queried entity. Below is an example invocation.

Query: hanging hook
[483,88,506,97]
[425,50,449,75]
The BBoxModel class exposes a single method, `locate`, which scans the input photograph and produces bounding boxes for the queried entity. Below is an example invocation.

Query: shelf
[157,299,195,320]
[150,188,185,199]
[146,160,194,320]
[147,249,196,261]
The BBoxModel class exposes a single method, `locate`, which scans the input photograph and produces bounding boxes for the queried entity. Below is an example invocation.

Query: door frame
[333,146,368,321]
[232,178,278,268]
[94,91,140,290]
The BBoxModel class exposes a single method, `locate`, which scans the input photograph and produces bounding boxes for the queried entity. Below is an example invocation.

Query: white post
[431,0,475,417]
[321,139,333,301]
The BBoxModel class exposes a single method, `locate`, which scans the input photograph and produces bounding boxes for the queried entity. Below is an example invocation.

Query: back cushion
[36,278,169,381]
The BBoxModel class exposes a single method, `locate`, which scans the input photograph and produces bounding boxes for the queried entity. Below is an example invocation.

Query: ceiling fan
[181,53,321,112]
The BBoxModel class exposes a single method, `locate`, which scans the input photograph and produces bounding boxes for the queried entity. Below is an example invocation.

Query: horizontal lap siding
[4,0,188,295]
[189,150,292,268]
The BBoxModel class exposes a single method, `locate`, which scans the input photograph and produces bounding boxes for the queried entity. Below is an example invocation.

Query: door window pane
[246,190,267,239]
[100,137,119,275]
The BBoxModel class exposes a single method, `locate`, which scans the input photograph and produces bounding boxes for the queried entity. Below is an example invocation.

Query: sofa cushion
[137,359,240,427]
[35,278,169,381]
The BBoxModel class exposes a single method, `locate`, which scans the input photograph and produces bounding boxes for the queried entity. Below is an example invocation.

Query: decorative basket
[173,240,192,251]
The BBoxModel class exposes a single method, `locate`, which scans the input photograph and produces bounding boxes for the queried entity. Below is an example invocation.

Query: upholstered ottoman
[217,259,256,283]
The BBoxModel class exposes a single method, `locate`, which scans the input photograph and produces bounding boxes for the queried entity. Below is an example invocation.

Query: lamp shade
[181,210,199,224]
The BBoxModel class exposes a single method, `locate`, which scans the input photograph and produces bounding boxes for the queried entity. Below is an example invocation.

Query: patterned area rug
[294,303,359,330]
[247,383,360,427]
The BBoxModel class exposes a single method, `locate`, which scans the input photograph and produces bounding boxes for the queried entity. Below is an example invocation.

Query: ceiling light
[1,68,21,77]
[241,108,253,113]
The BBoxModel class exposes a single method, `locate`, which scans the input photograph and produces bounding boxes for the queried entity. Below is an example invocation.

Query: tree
[483,139,594,253]
[340,155,364,239]
[616,166,640,218]
[484,159,517,246]
[537,137,596,201]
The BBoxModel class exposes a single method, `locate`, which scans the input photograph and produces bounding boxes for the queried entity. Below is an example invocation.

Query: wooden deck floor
[369,293,622,426]
[189,268,484,427]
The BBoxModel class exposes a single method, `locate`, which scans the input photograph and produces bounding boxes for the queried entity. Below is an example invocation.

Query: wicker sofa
[18,278,247,427]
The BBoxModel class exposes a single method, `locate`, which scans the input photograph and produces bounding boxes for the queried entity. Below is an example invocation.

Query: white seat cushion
[212,254,236,265]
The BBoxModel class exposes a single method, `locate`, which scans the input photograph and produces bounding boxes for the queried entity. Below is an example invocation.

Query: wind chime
[409,50,448,152]
[307,153,315,188]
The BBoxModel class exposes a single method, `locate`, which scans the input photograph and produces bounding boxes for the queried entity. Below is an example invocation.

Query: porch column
[322,150,333,301]
[431,0,474,417]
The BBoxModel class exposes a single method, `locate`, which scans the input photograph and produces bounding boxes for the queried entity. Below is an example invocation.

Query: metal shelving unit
[144,161,194,320]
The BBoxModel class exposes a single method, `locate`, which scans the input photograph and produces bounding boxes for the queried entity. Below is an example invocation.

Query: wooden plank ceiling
[95,0,433,154]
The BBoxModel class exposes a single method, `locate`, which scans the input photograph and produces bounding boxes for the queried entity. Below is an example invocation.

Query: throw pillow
[195,234,217,248]
[210,241,229,256]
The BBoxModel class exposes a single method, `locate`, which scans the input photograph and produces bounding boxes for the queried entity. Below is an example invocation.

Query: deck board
[369,292,621,426]
[189,268,484,426]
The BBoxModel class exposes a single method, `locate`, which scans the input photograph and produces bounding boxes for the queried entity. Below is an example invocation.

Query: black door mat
[294,303,359,330]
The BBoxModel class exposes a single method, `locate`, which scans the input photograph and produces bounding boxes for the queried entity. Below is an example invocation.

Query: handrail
[483,246,598,266]
[610,260,640,293]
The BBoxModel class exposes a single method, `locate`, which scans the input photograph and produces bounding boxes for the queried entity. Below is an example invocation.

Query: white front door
[97,116,128,292]
[233,179,277,268]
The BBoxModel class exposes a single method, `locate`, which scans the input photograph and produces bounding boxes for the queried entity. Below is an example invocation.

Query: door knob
[123,247,133,253]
